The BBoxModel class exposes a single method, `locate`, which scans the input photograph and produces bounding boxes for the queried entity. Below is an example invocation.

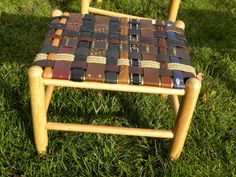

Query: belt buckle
[129,34,139,42]
[129,44,139,52]
[130,73,143,85]
[130,58,141,67]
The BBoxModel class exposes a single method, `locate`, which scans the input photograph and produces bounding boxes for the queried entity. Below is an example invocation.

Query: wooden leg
[168,0,181,22]
[169,78,201,160]
[81,0,90,14]
[28,66,48,155]
[90,0,102,2]
[170,95,179,118]
[45,85,54,113]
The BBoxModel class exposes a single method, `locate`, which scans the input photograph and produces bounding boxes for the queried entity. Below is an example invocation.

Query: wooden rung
[88,7,154,20]
[46,122,174,138]
[43,79,185,96]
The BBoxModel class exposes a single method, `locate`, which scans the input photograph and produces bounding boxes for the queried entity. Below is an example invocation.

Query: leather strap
[159,62,172,88]
[40,39,59,53]
[34,60,55,68]
[118,65,129,84]
[49,23,67,30]
[143,68,160,86]
[140,19,155,30]
[105,64,119,83]
[36,13,195,88]
[52,61,71,80]
[86,63,105,82]
[129,66,143,85]
[60,38,78,47]
[156,20,172,88]
[141,53,160,86]
[58,46,75,54]
[67,13,83,24]
[166,26,184,35]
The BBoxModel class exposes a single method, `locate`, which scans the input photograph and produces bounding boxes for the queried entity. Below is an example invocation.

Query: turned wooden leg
[168,0,181,22]
[28,66,48,155]
[170,95,179,118]
[90,0,102,2]
[45,86,54,112]
[169,78,201,160]
[81,0,90,14]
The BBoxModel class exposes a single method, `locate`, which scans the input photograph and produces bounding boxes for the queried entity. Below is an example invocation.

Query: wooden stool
[28,0,201,160]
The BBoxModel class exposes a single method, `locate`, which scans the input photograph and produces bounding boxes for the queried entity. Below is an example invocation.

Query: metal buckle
[130,58,141,67]
[129,44,139,52]
[130,74,143,85]
[129,34,139,42]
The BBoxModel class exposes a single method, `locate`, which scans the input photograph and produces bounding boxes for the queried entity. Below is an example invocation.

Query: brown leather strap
[92,40,107,50]
[71,60,87,69]
[143,69,160,86]
[52,61,71,80]
[89,48,106,57]
[58,46,75,54]
[67,13,83,24]
[120,17,129,27]
[142,53,160,86]
[140,29,154,37]
[95,15,110,24]
[86,63,105,82]
[140,19,155,30]
[129,67,143,75]
[157,20,172,88]
[118,65,129,84]
[118,47,129,84]
[142,53,156,61]
[159,62,172,88]
[66,24,81,32]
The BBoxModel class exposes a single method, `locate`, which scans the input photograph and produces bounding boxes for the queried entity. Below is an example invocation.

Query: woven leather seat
[34,13,196,89]
[28,0,202,161]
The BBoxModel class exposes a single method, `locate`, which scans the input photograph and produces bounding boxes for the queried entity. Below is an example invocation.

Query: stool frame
[28,0,201,160]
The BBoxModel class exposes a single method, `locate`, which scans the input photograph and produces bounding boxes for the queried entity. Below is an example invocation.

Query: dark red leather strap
[52,61,71,80]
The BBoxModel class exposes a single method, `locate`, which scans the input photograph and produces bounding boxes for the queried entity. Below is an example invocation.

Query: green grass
[0,0,236,176]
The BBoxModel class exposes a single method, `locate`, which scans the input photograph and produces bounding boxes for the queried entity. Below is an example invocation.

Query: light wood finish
[168,0,181,22]
[169,78,201,160]
[45,85,54,112]
[28,66,48,154]
[90,0,102,2]
[81,0,90,14]
[170,95,179,118]
[51,9,63,17]
[88,7,154,20]
[43,79,185,96]
[46,122,174,138]
[174,20,185,30]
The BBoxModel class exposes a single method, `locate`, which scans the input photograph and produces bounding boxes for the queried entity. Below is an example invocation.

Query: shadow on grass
[1,12,49,64]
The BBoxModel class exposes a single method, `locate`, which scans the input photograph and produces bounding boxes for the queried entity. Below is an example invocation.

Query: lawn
[0,0,236,176]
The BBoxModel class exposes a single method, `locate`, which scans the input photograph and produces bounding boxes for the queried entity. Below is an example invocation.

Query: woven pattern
[34,13,196,89]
